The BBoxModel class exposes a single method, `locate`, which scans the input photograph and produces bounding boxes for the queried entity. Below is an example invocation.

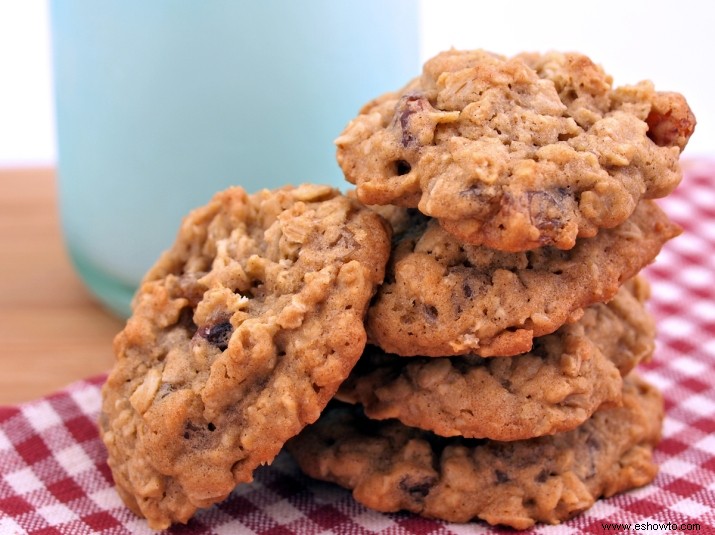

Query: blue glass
[50,1,420,318]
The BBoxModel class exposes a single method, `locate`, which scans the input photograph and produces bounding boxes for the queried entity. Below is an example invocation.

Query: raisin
[183,421,203,440]
[645,93,696,151]
[399,474,436,499]
[397,93,429,147]
[424,305,439,321]
[199,321,233,351]
[536,469,550,483]
[527,190,568,234]
[495,470,510,484]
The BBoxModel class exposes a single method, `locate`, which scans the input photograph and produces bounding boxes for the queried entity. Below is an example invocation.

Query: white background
[0,0,712,166]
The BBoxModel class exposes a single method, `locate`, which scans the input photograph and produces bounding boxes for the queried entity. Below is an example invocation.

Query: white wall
[0,0,55,166]
[420,0,713,157]
[0,0,711,165]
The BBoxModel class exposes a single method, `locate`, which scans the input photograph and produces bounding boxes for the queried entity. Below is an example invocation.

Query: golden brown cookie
[100,184,391,529]
[338,279,654,440]
[368,200,678,357]
[336,49,695,251]
[288,375,663,530]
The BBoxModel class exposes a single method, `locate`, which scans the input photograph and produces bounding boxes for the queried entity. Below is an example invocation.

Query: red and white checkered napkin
[2,161,715,535]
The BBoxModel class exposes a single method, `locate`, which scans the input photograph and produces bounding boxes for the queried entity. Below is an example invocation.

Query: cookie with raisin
[337,49,695,251]
[339,279,654,440]
[288,375,662,530]
[100,184,391,529]
[368,200,677,357]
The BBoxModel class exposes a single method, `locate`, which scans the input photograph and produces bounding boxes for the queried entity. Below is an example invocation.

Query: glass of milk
[50,1,420,318]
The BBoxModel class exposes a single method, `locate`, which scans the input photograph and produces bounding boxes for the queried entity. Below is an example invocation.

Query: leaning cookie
[288,375,662,530]
[338,278,654,441]
[337,49,695,251]
[368,200,678,357]
[100,185,391,529]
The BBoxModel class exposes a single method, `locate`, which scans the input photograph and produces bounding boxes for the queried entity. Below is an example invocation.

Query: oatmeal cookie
[100,184,391,529]
[368,200,678,357]
[288,375,663,530]
[336,49,695,251]
[338,279,654,440]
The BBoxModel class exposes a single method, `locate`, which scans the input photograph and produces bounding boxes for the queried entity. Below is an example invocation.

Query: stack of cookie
[99,49,695,531]
[287,50,695,529]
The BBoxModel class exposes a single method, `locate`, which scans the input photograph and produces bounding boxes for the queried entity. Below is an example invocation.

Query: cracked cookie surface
[338,279,654,440]
[100,184,390,529]
[288,375,663,530]
[337,49,695,251]
[368,200,678,357]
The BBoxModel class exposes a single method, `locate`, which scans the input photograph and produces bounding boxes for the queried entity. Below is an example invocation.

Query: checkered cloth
[2,161,715,535]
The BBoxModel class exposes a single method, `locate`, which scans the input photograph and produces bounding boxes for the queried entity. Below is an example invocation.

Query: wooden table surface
[0,167,125,404]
